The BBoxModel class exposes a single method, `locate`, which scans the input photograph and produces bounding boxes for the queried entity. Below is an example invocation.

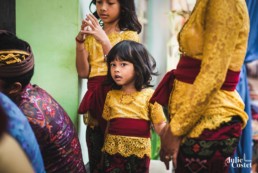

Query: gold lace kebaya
[102,88,167,158]
[169,0,249,138]
[84,31,139,78]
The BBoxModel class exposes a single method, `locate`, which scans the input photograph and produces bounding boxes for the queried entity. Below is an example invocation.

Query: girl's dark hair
[89,0,142,34]
[0,68,34,89]
[106,40,158,91]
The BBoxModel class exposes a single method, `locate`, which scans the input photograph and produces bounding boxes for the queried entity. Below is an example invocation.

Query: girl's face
[110,59,135,90]
[96,0,121,25]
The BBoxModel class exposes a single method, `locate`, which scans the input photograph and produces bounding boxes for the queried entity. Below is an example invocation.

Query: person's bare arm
[75,17,90,78]
[76,38,90,78]
[153,122,167,136]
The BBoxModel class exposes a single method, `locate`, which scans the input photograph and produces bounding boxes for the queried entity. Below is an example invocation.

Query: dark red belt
[108,118,150,138]
[150,55,240,106]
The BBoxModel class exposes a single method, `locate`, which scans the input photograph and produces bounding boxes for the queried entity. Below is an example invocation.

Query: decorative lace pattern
[120,92,136,104]
[102,134,151,158]
[169,0,249,137]
[103,88,166,123]
[102,88,166,157]
[84,31,139,78]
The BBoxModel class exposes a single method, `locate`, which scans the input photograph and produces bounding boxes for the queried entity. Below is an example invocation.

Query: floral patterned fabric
[0,92,45,173]
[176,118,242,173]
[102,152,150,173]
[15,84,86,173]
[86,126,104,173]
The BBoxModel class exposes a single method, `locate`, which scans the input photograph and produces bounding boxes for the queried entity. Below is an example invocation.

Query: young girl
[102,40,167,173]
[75,0,141,172]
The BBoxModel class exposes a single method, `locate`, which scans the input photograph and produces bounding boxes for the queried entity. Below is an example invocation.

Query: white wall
[146,0,171,86]
[77,0,91,164]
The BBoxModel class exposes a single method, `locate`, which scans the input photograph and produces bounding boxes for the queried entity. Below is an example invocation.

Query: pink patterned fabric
[16,84,86,173]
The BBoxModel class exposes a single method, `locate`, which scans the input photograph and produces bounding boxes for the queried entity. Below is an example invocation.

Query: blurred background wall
[16,0,79,125]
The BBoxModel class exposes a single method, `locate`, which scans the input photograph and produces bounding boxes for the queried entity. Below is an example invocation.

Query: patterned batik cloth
[102,152,150,173]
[15,84,86,173]
[86,126,104,173]
[175,117,242,173]
[79,76,108,173]
[0,92,45,173]
[252,104,258,166]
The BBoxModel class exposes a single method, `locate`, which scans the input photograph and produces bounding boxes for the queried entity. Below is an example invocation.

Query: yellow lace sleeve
[149,102,167,124]
[83,35,91,52]
[170,0,245,136]
[122,31,140,42]
[102,92,111,120]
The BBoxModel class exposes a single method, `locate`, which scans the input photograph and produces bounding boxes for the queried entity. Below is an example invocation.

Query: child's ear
[7,82,22,95]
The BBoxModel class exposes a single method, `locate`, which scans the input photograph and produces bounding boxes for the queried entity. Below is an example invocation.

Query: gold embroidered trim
[0,50,30,65]
[83,112,99,127]
[102,134,151,158]
[0,50,30,55]
[119,93,136,105]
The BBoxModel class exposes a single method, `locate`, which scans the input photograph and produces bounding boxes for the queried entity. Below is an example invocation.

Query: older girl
[75,0,141,172]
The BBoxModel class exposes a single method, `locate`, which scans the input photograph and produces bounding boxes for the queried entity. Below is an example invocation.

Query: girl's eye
[110,63,115,67]
[121,63,127,67]
[107,0,116,5]
[96,0,102,4]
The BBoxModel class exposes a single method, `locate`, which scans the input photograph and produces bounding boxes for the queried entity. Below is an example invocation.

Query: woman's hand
[160,148,171,170]
[160,124,182,170]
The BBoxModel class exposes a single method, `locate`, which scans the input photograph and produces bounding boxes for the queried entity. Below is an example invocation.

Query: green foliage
[150,129,161,160]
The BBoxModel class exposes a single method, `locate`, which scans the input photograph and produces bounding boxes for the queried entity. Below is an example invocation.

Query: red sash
[78,76,106,114]
[108,118,150,138]
[150,55,240,106]
[78,76,112,132]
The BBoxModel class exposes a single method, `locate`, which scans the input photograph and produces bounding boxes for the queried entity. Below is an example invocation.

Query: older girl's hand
[81,14,109,45]
[76,16,92,42]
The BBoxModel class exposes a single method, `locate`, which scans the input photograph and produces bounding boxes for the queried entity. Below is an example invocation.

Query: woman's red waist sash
[108,118,150,138]
[87,76,107,90]
[78,75,111,132]
[150,55,240,106]
[78,76,107,114]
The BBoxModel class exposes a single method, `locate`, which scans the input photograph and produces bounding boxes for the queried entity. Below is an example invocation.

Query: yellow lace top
[169,0,250,138]
[84,31,139,78]
[102,88,167,158]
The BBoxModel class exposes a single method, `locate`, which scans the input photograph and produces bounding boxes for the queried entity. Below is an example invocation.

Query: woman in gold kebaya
[151,0,250,172]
